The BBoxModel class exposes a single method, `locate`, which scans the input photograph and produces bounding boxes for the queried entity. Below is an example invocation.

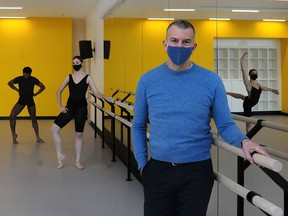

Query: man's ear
[163,40,168,51]
[193,43,197,50]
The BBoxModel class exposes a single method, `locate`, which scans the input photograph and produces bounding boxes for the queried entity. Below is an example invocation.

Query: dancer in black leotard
[8,66,46,144]
[50,56,113,169]
[243,86,262,117]
[227,52,279,132]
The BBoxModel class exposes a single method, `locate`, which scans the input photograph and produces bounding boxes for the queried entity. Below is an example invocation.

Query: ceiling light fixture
[163,9,195,12]
[263,19,286,22]
[232,9,259,12]
[209,18,231,21]
[0,7,23,10]
[148,18,174,21]
[0,16,26,19]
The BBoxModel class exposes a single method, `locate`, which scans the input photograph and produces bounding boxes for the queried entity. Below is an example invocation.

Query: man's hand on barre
[241,138,269,163]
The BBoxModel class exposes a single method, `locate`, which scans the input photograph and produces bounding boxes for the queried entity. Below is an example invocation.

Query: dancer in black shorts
[8,66,46,144]
[51,56,112,170]
[227,52,279,132]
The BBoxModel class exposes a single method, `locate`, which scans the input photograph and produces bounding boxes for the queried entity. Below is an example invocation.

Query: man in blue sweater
[132,20,269,216]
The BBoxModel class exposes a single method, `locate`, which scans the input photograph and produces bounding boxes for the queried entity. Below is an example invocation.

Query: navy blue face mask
[167,46,193,66]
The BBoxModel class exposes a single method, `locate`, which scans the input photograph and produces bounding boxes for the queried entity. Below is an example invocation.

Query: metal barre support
[90,101,133,180]
[89,98,287,214]
[230,113,288,215]
[116,89,135,96]
[232,114,288,132]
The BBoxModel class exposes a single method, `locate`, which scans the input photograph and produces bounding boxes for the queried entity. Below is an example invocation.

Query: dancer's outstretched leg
[226,92,246,100]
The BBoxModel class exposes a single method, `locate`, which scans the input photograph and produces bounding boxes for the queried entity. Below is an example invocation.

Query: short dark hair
[249,69,257,76]
[73,56,83,63]
[166,20,196,39]
[23,66,32,74]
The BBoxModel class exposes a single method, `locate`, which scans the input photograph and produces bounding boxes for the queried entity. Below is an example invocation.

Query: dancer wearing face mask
[51,56,112,169]
[227,52,279,133]
[132,20,269,216]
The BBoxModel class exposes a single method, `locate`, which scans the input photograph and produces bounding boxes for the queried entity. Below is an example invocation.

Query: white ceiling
[111,0,288,20]
[0,0,288,20]
[0,0,100,19]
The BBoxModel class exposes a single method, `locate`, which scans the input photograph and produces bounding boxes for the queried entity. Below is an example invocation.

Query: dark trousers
[142,158,214,216]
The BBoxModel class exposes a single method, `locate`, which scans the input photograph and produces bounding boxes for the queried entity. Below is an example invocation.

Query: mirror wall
[102,3,288,144]
[104,0,288,114]
[103,1,288,214]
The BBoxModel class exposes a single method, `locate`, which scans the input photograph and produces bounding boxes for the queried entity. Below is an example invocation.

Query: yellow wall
[104,19,217,95]
[104,19,288,113]
[0,18,72,117]
[104,18,148,97]
[281,39,288,113]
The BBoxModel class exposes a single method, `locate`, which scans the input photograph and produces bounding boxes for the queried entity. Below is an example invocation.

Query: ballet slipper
[12,134,18,144]
[36,138,45,143]
[57,154,65,169]
[75,161,85,170]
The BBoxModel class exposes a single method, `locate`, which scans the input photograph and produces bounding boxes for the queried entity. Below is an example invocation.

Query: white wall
[85,0,122,129]
[72,20,85,57]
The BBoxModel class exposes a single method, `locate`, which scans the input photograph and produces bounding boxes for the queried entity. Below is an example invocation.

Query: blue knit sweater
[132,63,246,169]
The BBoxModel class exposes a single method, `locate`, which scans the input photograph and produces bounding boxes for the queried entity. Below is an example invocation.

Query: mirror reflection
[102,1,287,215]
[104,0,287,114]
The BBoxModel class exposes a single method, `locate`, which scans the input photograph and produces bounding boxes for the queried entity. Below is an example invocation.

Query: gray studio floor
[0,115,288,216]
[0,119,143,216]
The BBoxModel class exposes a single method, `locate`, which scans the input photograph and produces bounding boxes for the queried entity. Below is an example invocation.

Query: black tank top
[248,86,262,107]
[67,74,89,108]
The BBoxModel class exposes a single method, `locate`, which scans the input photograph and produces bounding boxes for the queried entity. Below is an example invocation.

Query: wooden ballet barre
[90,101,132,128]
[214,172,283,216]
[211,129,288,162]
[114,115,132,128]
[114,100,134,111]
[87,91,114,103]
[115,98,134,106]
[90,101,116,118]
[264,146,288,161]
[232,114,260,124]
[232,114,288,133]
[116,89,135,96]
[91,95,134,111]
[87,91,134,110]
[147,130,284,170]
[213,138,283,172]
[261,120,288,133]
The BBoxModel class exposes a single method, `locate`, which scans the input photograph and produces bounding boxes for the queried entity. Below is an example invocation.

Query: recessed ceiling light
[0,16,26,19]
[148,18,175,21]
[0,7,23,10]
[164,9,195,12]
[232,9,259,12]
[209,18,231,21]
[263,19,286,22]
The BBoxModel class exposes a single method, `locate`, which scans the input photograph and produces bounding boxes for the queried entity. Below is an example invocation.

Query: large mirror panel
[216,0,288,114]
[103,1,287,215]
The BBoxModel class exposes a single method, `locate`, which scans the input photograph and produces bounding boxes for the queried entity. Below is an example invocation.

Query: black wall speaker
[79,40,93,59]
[104,40,111,59]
